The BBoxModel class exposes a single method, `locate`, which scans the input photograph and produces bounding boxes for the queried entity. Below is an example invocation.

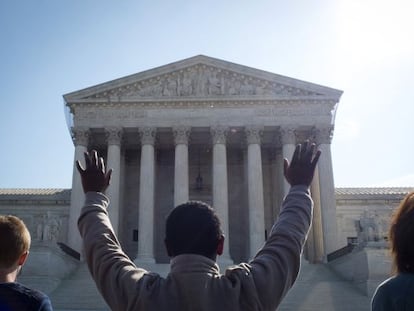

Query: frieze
[75,107,148,123]
[255,102,332,117]
[70,97,335,114]
[83,65,322,100]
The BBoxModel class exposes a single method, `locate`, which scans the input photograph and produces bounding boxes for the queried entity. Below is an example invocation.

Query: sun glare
[335,0,414,71]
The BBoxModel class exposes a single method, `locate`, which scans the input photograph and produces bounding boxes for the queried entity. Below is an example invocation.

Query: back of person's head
[165,201,222,259]
[389,191,414,274]
[0,215,31,270]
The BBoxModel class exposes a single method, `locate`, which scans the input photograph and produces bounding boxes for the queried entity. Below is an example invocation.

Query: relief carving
[86,65,321,100]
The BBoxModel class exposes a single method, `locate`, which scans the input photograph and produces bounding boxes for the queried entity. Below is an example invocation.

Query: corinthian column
[245,126,265,259]
[314,126,339,257]
[136,127,156,263]
[173,126,190,206]
[211,126,232,263]
[310,167,325,263]
[68,127,89,255]
[280,127,296,196]
[105,127,122,235]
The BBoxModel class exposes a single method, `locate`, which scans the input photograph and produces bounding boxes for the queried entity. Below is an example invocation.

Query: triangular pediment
[64,55,342,103]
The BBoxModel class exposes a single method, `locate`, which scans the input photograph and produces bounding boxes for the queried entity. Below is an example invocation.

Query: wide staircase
[279,259,370,311]
[50,263,109,311]
[50,260,370,311]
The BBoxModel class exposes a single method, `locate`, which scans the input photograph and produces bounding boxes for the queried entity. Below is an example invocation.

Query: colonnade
[67,125,339,263]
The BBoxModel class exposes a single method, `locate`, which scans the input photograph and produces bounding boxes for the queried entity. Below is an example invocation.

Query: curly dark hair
[165,201,223,259]
[389,191,414,274]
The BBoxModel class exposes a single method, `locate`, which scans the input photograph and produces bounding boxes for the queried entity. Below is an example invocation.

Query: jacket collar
[170,254,220,275]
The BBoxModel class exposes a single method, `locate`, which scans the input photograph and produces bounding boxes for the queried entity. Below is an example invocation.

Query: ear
[164,239,173,257]
[216,235,225,256]
[17,251,29,266]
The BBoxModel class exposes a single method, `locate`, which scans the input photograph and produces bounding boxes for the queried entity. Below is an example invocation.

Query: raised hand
[283,140,321,187]
[76,150,112,193]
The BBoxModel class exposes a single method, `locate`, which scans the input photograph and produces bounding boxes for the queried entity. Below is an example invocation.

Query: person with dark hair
[77,140,320,311]
[0,215,53,311]
[165,201,224,259]
[372,191,414,310]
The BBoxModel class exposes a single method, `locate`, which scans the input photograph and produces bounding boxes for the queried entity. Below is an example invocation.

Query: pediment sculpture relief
[86,65,322,99]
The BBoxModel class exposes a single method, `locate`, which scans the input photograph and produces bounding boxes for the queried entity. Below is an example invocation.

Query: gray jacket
[78,185,313,311]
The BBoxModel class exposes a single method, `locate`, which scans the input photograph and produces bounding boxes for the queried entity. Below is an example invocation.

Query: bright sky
[0,0,413,189]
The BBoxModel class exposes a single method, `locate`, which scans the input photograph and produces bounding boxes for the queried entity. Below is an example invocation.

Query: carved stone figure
[35,213,61,241]
[356,210,386,243]
[180,71,195,96]
[207,72,221,95]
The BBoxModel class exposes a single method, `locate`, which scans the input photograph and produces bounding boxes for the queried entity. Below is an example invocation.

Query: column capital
[313,126,334,144]
[71,127,90,147]
[272,131,282,149]
[211,126,228,144]
[280,126,296,144]
[139,127,157,145]
[173,126,191,145]
[245,125,263,145]
[105,127,123,145]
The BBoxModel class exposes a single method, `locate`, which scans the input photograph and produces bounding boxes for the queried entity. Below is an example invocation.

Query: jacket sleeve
[77,192,152,311]
[239,185,313,311]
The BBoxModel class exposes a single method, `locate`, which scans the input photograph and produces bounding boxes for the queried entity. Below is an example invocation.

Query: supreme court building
[65,55,343,264]
[1,56,411,309]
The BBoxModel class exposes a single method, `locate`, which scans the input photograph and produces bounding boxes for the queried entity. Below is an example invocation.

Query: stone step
[50,260,371,311]
[278,260,371,311]
[50,263,109,311]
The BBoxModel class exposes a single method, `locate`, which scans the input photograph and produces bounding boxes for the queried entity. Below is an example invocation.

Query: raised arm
[76,150,150,310]
[76,150,112,194]
[246,140,321,310]
[283,140,321,187]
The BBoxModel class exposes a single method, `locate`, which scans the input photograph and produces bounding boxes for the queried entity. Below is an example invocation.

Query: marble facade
[64,55,343,263]
[1,56,411,309]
